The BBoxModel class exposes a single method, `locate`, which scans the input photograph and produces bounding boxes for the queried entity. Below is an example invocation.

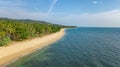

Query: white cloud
[55,10,120,27]
[47,0,58,16]
[92,1,98,4]
[0,0,25,8]
[0,8,48,20]
[0,8,120,27]
[0,0,120,27]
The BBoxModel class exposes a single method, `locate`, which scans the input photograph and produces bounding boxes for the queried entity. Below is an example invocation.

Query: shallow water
[7,28,120,67]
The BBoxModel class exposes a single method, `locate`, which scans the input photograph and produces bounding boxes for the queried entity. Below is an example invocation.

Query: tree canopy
[0,18,62,46]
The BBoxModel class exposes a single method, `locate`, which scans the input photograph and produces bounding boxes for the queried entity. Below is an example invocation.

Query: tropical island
[0,18,76,66]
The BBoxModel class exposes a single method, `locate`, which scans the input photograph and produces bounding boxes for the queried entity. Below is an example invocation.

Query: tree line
[0,18,63,46]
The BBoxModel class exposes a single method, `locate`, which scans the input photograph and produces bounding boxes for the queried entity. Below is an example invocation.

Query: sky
[0,0,120,27]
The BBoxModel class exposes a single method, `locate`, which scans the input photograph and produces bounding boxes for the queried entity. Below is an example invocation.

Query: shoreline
[0,29,65,67]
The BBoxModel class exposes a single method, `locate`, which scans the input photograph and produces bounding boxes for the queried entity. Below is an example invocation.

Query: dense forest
[0,18,76,46]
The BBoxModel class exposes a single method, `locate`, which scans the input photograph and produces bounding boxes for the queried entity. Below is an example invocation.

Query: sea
[7,27,120,67]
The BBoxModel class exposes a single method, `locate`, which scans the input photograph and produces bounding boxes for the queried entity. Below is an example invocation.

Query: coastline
[0,29,65,67]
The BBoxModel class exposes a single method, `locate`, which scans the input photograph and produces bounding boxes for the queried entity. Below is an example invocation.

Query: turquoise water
[7,28,120,67]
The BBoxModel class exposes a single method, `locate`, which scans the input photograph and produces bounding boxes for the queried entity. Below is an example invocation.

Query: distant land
[0,18,76,46]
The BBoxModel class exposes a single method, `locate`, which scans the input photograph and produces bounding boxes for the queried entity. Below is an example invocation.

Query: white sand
[0,29,65,66]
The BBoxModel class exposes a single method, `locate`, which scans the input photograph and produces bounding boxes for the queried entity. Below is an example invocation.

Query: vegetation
[0,18,76,46]
[0,36,11,46]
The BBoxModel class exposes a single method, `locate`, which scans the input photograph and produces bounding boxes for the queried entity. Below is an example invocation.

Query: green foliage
[0,18,64,46]
[0,36,11,46]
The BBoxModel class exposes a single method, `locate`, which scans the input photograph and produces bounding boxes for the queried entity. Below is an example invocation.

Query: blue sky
[0,0,120,27]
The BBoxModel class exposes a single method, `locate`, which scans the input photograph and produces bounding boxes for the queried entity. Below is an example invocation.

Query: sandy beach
[0,29,65,67]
